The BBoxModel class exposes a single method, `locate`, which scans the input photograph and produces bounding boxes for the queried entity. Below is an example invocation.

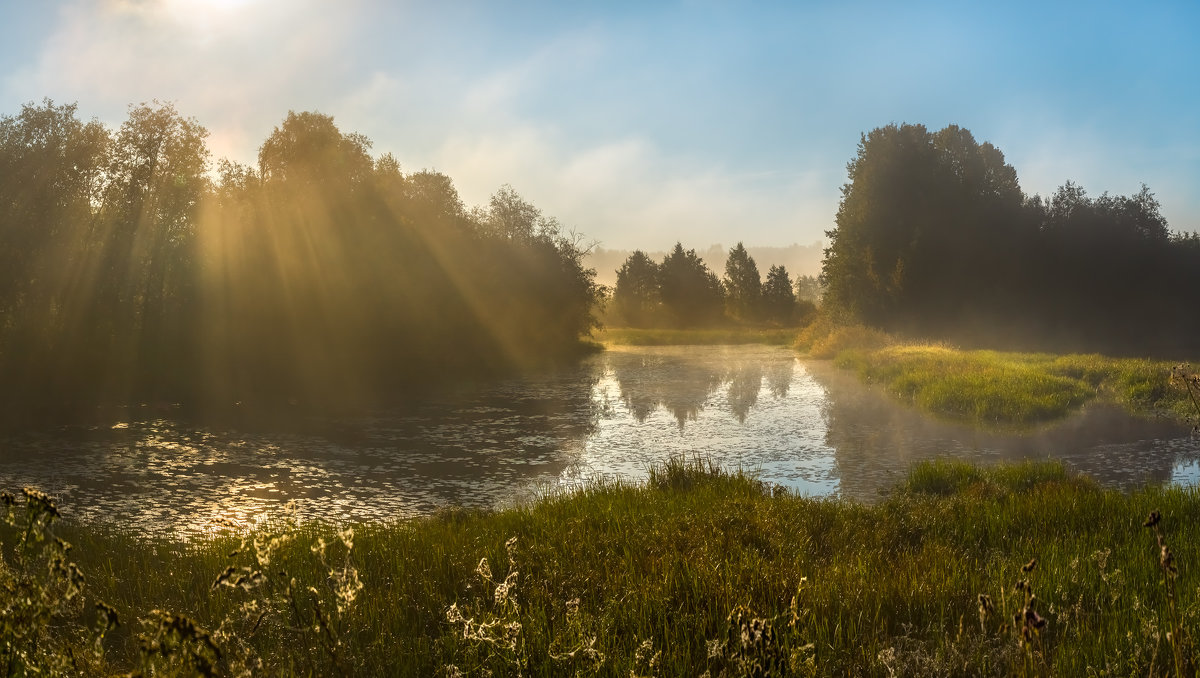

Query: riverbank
[796,318,1198,428]
[597,326,803,346]
[10,459,1200,676]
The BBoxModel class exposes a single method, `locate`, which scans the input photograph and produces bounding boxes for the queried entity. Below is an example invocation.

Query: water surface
[1,345,1196,537]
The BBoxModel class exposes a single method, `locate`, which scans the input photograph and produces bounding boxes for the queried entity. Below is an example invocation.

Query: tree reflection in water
[726,362,764,424]
[3,346,1198,539]
[607,352,727,428]
[803,360,1200,501]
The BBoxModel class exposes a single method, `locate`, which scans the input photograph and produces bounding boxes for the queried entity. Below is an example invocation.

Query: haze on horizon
[2,0,1197,251]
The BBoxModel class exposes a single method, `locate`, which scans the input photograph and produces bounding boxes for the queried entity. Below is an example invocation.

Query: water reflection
[608,352,726,427]
[2,345,1198,538]
[765,359,794,398]
[0,369,601,537]
[805,361,1200,500]
[726,363,763,424]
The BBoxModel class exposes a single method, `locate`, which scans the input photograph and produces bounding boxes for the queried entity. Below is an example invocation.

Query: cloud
[431,126,836,250]
[4,0,838,248]
[6,0,362,158]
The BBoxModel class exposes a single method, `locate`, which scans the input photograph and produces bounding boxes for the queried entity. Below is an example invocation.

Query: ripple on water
[1,345,1198,538]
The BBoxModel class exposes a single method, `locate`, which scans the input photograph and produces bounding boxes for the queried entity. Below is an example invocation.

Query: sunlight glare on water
[1,345,1198,539]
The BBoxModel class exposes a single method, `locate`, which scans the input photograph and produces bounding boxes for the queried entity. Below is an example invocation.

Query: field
[7,459,1200,676]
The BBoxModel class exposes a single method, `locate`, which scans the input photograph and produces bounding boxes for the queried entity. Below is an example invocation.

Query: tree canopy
[0,100,603,424]
[821,122,1200,353]
[722,242,762,321]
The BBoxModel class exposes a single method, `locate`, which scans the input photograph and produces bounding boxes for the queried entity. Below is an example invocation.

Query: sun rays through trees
[0,100,602,424]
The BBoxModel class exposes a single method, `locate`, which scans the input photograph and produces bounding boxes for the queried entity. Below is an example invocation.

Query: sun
[166,0,253,19]
[162,0,255,32]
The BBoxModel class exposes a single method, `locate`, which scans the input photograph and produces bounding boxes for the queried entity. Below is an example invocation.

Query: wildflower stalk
[1144,511,1187,676]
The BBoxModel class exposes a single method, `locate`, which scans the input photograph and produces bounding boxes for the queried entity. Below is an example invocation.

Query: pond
[1,344,1197,538]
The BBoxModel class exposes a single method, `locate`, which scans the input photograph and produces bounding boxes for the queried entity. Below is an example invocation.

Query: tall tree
[0,100,108,320]
[659,243,723,327]
[94,101,210,399]
[612,250,659,327]
[821,123,1026,331]
[722,242,762,322]
[761,264,796,324]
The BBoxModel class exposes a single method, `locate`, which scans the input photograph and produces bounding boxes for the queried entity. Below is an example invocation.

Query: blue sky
[2,0,1197,250]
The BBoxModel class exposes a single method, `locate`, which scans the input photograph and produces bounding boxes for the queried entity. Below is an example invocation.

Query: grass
[797,317,1198,428]
[596,326,804,346]
[9,458,1200,676]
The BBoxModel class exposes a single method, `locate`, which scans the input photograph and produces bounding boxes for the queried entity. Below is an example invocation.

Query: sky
[1,0,1198,250]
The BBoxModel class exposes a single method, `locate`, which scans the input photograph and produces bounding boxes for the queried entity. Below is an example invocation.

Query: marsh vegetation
[7,458,1200,676]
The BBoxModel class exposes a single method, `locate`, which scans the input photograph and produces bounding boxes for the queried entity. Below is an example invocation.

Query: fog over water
[2,345,1197,538]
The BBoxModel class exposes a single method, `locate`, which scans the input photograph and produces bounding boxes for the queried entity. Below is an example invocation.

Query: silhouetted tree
[0,101,605,423]
[822,121,1200,354]
[761,264,796,324]
[612,250,660,327]
[722,242,762,321]
[659,243,723,327]
[822,123,1026,332]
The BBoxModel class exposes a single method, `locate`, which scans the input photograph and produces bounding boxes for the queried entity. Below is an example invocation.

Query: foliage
[657,243,724,327]
[722,242,762,322]
[0,101,603,423]
[820,122,1197,354]
[19,459,1200,675]
[821,123,1025,331]
[611,250,660,327]
[762,264,802,325]
[0,488,114,675]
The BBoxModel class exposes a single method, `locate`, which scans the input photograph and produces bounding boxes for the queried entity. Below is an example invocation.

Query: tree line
[821,123,1200,355]
[0,100,602,423]
[609,242,814,327]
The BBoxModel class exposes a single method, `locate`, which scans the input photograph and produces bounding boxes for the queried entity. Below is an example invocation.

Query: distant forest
[0,100,602,423]
[821,123,1200,355]
[587,242,823,287]
[607,242,818,328]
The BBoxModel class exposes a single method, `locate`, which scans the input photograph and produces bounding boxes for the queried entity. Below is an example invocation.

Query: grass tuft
[9,459,1200,675]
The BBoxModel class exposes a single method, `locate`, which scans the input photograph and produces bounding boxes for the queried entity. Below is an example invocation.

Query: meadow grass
[797,318,1198,427]
[596,326,803,346]
[11,458,1200,676]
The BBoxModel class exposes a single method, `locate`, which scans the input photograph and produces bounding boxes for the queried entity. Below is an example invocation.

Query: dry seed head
[977,594,994,614]
[476,557,492,582]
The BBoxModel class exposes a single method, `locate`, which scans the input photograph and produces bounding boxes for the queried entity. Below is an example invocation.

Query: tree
[0,100,108,320]
[94,101,211,399]
[612,251,659,327]
[761,264,796,324]
[659,243,723,327]
[722,242,761,322]
[821,123,1026,331]
[258,111,373,191]
[794,274,822,305]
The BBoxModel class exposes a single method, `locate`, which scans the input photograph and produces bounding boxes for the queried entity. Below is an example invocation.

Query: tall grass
[798,318,1198,427]
[10,458,1200,675]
